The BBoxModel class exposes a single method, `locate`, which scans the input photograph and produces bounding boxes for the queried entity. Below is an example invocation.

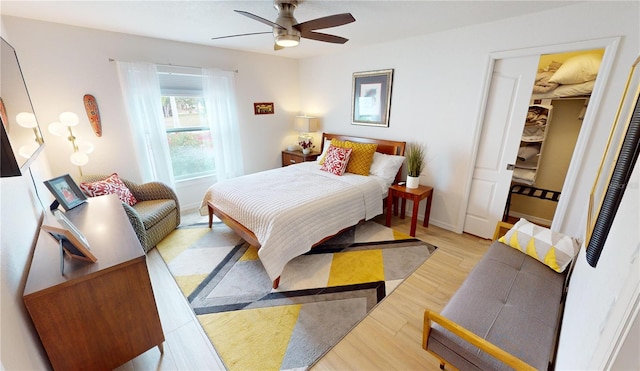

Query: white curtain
[115,61,175,186]
[202,68,244,180]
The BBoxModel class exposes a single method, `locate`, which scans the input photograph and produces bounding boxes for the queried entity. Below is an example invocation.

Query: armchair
[78,174,180,252]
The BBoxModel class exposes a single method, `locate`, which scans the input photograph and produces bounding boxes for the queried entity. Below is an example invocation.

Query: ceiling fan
[212,0,355,50]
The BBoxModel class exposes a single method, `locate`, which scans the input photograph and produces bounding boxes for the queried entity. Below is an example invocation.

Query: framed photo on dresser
[44,173,87,211]
[41,209,96,263]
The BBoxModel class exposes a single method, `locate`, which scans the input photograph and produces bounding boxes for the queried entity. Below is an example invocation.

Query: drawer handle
[290,159,296,163]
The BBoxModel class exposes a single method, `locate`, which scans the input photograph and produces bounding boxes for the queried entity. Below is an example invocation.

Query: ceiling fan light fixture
[275,34,300,47]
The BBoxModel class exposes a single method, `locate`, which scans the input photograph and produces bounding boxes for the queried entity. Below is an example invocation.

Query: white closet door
[464,56,538,238]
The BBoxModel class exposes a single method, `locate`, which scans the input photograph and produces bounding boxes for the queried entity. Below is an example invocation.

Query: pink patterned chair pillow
[320,145,353,176]
[80,173,138,206]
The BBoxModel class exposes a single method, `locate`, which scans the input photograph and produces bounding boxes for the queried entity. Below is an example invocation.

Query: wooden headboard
[321,133,406,156]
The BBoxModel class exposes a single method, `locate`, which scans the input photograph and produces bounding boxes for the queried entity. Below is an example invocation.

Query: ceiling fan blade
[211,31,272,41]
[235,10,285,30]
[300,30,348,44]
[294,13,355,32]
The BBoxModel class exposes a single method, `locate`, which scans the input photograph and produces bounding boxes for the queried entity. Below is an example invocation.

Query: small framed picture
[351,69,394,127]
[41,209,96,262]
[254,102,274,115]
[44,174,87,211]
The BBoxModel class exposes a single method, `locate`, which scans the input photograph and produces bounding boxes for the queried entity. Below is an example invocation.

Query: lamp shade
[59,112,79,127]
[275,34,300,47]
[16,112,37,128]
[18,142,40,159]
[70,151,89,166]
[294,116,319,132]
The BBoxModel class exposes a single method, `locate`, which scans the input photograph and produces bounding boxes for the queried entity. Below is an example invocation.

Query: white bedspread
[200,162,387,281]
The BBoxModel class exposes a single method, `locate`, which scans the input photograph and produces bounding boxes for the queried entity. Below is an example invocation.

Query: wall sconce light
[15,111,44,159]
[48,112,94,175]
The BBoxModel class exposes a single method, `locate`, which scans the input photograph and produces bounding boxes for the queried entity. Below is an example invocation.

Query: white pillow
[498,218,580,273]
[549,54,602,85]
[369,152,405,186]
[316,139,332,163]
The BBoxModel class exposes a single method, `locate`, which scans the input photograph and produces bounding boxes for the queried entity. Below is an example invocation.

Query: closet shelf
[511,104,553,187]
[521,138,545,143]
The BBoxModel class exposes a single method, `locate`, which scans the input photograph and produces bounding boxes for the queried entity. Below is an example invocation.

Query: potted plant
[406,142,425,188]
[299,137,315,155]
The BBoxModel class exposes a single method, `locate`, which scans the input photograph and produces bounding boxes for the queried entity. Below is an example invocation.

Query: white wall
[298,2,639,368]
[561,159,639,369]
[0,158,52,370]
[0,19,53,361]
[298,2,639,236]
[0,23,50,371]
[2,16,300,210]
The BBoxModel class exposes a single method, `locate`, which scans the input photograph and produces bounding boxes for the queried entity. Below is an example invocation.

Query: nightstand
[385,184,433,237]
[282,150,320,167]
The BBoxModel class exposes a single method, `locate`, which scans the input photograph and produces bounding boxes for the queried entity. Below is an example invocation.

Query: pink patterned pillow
[320,145,353,176]
[80,173,138,206]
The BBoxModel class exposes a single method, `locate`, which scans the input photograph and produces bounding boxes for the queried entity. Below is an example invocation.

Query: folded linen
[517,146,540,161]
[513,168,536,184]
[533,71,560,94]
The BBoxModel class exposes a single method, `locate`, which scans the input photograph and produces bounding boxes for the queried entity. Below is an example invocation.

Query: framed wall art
[585,56,640,267]
[351,69,394,127]
[254,102,274,115]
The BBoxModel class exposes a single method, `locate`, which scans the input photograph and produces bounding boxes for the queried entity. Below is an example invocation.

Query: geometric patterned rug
[157,220,436,371]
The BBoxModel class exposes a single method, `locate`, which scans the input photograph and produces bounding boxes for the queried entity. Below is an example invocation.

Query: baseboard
[180,202,203,213]
[508,211,552,227]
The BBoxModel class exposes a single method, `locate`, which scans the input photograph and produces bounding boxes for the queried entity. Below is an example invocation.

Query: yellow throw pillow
[345,141,378,175]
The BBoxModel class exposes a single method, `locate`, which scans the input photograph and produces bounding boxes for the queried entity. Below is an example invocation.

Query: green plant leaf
[406,143,426,177]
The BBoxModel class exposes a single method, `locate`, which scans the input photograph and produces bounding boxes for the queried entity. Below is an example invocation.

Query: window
[162,96,214,180]
[159,67,215,181]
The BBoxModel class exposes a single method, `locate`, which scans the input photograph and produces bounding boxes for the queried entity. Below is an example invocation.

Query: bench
[423,220,579,370]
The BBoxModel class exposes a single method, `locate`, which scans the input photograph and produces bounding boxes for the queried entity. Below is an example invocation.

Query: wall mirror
[585,56,640,267]
[1,36,44,175]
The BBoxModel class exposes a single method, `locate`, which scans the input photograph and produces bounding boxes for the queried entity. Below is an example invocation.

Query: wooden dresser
[23,194,164,370]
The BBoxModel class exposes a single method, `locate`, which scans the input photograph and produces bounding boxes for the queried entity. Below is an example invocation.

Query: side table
[386,184,434,237]
[281,150,320,166]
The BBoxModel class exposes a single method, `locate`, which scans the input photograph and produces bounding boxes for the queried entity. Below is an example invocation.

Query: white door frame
[459,36,621,235]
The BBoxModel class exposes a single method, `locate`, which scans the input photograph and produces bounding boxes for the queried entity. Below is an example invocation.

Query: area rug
[157,220,437,371]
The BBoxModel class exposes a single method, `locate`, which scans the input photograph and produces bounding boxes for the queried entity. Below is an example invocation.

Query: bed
[202,133,406,288]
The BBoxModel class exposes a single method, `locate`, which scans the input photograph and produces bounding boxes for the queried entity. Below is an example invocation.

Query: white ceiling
[1,1,576,59]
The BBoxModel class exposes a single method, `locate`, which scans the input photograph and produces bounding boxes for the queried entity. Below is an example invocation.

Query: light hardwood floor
[116,211,490,370]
